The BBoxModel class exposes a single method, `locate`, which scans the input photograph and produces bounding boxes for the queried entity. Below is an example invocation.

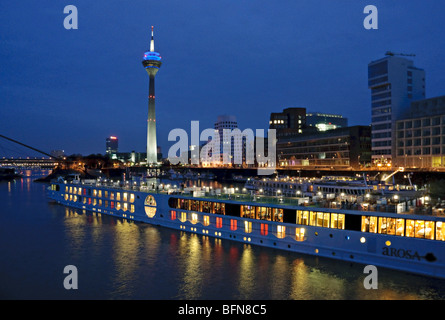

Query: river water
[1,170,445,300]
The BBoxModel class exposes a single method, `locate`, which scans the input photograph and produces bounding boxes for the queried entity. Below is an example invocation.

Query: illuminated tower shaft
[142,26,162,165]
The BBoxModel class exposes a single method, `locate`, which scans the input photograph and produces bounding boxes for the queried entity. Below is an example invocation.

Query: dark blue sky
[1,0,444,158]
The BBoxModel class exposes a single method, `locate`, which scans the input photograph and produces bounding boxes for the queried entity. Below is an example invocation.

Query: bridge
[0,157,57,169]
[0,134,61,169]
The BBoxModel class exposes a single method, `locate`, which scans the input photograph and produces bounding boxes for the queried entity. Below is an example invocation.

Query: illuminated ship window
[144,195,157,218]
[145,195,157,206]
[145,207,156,218]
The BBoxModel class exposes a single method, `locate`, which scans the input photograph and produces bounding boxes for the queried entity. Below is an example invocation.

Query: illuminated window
[144,195,157,218]
[230,219,237,231]
[78,188,82,195]
[361,216,369,232]
[116,202,121,210]
[104,191,108,198]
[110,192,115,200]
[130,204,135,213]
[337,214,345,229]
[316,212,324,227]
[323,213,330,228]
[415,220,425,238]
[104,200,108,207]
[244,221,252,233]
[64,194,68,201]
[309,211,317,226]
[191,213,198,224]
[145,206,156,218]
[331,213,338,228]
[130,194,135,203]
[180,212,187,222]
[170,210,176,220]
[277,225,286,239]
[73,195,77,202]
[302,211,309,225]
[110,201,114,209]
[396,219,405,236]
[274,209,283,222]
[378,217,386,234]
[73,187,77,194]
[123,193,128,202]
[216,217,223,228]
[116,192,121,201]
[98,199,102,206]
[297,210,303,224]
[387,218,396,235]
[295,228,305,241]
[93,198,97,206]
[369,216,377,233]
[425,221,435,240]
[145,195,156,206]
[436,222,445,241]
[98,190,102,198]
[203,215,210,226]
[88,198,91,205]
[93,189,97,197]
[123,203,128,212]
[260,223,268,236]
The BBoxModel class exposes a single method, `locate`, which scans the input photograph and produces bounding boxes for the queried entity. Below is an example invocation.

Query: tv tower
[142,26,162,165]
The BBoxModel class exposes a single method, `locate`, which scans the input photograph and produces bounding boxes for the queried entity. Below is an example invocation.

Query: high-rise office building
[368,53,425,166]
[142,26,162,165]
[106,136,118,158]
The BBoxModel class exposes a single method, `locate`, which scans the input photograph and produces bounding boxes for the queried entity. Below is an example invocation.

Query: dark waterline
[1,171,445,300]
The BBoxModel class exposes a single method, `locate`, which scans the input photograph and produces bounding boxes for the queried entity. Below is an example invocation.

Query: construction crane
[385,51,416,57]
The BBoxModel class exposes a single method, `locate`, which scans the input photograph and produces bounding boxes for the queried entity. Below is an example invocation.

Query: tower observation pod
[142,26,162,165]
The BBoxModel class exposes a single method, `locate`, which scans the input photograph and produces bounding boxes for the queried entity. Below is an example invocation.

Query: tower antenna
[150,26,155,52]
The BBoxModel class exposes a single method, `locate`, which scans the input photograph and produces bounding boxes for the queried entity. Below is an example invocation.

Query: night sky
[1,1,444,158]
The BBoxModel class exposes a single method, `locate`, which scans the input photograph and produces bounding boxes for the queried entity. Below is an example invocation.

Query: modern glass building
[276,126,371,170]
[368,54,425,167]
[394,95,445,169]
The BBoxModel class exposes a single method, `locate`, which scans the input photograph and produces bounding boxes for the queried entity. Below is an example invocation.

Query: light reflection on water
[1,177,445,300]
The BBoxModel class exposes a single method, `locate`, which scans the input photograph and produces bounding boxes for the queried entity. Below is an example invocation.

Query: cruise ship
[46,175,445,279]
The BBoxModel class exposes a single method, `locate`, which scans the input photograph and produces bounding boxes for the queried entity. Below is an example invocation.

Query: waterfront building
[394,95,445,169]
[368,53,425,167]
[269,107,309,139]
[276,125,371,170]
[142,26,162,165]
[105,136,118,159]
[306,112,348,132]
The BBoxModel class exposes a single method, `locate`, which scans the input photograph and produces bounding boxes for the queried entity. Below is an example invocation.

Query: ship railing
[64,179,439,216]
